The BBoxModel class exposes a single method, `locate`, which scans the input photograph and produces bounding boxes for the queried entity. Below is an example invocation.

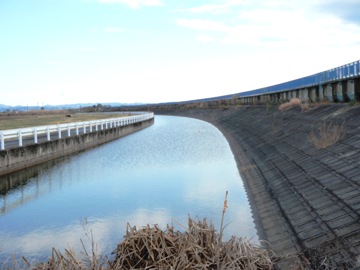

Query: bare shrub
[308,121,346,149]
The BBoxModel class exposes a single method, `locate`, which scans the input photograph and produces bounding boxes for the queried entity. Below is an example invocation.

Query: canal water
[0,115,257,263]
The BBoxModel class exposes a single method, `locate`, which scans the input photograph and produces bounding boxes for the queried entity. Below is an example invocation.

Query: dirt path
[154,104,360,269]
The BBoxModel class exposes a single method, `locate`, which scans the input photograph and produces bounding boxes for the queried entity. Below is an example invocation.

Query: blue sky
[0,0,359,106]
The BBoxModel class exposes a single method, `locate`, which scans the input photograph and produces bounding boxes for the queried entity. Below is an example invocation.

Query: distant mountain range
[0,102,144,112]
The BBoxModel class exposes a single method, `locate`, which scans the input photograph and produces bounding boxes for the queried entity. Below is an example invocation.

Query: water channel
[0,115,258,263]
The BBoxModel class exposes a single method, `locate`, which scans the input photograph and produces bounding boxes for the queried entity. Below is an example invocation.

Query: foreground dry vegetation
[3,218,338,269]
[2,219,275,269]
[1,193,276,269]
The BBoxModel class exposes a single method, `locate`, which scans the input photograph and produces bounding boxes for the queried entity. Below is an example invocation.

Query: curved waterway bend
[0,115,257,262]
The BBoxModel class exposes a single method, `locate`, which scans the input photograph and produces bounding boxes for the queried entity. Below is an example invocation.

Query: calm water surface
[0,115,257,262]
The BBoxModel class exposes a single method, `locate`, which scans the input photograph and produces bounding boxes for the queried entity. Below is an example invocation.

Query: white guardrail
[0,112,154,150]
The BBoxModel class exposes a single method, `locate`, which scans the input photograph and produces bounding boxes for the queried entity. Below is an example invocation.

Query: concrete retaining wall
[0,118,154,176]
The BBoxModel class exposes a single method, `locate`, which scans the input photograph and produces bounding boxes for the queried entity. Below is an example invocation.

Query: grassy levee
[0,111,130,130]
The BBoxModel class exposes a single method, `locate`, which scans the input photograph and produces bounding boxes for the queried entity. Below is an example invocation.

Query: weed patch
[308,121,346,149]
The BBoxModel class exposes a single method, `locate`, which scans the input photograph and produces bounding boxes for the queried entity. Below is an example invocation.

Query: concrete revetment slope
[0,118,154,177]
[155,104,360,269]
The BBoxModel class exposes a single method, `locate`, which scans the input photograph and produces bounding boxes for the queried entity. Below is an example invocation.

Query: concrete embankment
[0,118,154,177]
[154,104,360,269]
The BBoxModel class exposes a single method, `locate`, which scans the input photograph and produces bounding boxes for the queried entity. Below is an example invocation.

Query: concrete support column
[336,83,343,102]
[287,91,292,101]
[300,88,309,102]
[347,80,355,100]
[269,94,276,103]
[266,95,270,103]
[319,85,324,101]
[310,88,316,102]
[292,91,297,99]
[260,95,265,104]
[324,84,333,102]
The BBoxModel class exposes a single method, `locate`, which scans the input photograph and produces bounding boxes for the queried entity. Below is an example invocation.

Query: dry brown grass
[278,98,310,112]
[1,192,275,269]
[111,217,274,270]
[1,217,274,270]
[308,121,346,149]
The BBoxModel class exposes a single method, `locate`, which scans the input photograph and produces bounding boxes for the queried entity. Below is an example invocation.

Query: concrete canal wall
[154,104,360,269]
[0,118,154,177]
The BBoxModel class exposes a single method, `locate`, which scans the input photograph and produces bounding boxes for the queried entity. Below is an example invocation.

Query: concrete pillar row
[347,80,355,101]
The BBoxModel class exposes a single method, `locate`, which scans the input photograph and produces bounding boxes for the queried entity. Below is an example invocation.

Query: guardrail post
[90,123,93,132]
[58,126,62,139]
[83,123,86,134]
[33,129,38,144]
[76,124,79,135]
[96,122,99,131]
[101,121,104,130]
[47,127,51,141]
[18,130,23,146]
[0,132,4,150]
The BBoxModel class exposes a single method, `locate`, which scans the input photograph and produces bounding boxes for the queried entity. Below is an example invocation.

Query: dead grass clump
[278,98,301,111]
[308,121,346,149]
[111,217,274,269]
[4,193,275,269]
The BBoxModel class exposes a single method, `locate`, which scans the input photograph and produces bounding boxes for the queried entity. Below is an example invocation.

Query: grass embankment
[0,110,129,130]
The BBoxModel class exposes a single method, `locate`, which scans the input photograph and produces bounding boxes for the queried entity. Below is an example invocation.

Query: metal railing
[0,112,154,150]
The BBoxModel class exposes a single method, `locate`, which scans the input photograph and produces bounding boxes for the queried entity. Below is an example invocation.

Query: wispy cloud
[97,0,162,9]
[177,4,230,14]
[78,47,96,52]
[176,19,230,32]
[71,47,96,52]
[176,1,360,47]
[104,27,125,33]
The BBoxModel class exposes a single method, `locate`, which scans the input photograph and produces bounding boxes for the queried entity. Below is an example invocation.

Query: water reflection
[0,116,258,262]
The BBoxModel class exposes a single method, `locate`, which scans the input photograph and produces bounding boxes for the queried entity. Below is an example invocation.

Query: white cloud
[183,4,230,14]
[98,0,162,9]
[104,27,125,33]
[176,2,360,49]
[176,19,230,32]
[72,47,96,52]
[196,35,214,43]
